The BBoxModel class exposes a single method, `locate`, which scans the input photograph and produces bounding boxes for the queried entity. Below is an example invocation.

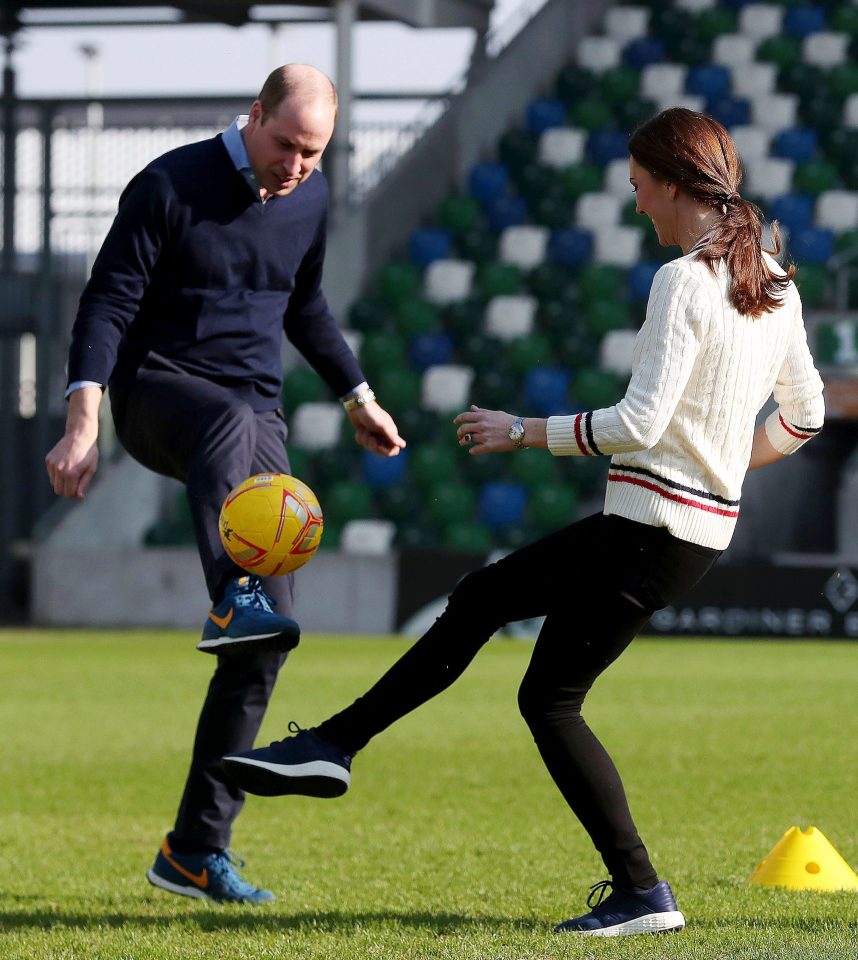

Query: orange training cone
[749,826,858,892]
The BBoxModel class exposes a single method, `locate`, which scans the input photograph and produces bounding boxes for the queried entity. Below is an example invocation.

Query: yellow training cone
[749,826,858,892]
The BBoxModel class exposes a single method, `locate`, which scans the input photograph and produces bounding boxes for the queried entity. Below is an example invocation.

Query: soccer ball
[219,473,324,577]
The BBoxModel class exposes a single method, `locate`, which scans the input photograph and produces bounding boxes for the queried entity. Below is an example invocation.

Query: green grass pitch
[0,629,856,959]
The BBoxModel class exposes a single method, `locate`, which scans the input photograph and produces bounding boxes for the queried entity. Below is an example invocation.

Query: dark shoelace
[587,879,613,908]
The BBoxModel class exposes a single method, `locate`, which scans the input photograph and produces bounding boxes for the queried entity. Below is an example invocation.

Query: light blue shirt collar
[222,115,265,201]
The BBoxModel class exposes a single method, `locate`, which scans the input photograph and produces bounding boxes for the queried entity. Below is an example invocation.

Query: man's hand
[45,386,102,499]
[347,401,406,457]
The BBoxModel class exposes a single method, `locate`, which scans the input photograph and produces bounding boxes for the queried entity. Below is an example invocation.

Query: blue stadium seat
[548,228,594,268]
[622,37,665,70]
[706,96,750,128]
[586,130,630,165]
[408,332,454,370]
[770,194,815,235]
[478,481,528,530]
[687,65,731,101]
[522,367,571,416]
[628,260,662,301]
[409,228,452,266]
[468,163,508,204]
[784,6,826,39]
[772,128,818,163]
[485,195,528,232]
[362,448,408,489]
[526,98,568,135]
[790,227,834,264]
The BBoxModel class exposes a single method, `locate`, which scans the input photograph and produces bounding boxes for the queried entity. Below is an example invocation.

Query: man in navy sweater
[45,64,404,904]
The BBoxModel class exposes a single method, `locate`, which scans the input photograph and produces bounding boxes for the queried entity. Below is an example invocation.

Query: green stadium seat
[476,262,523,299]
[444,298,485,338]
[359,330,407,381]
[466,447,508,485]
[348,296,392,333]
[584,299,631,338]
[395,299,441,337]
[793,159,839,196]
[577,265,626,304]
[410,442,460,491]
[555,64,597,107]
[375,368,422,417]
[505,333,552,372]
[757,35,802,70]
[556,331,600,368]
[573,368,623,409]
[426,480,476,526]
[376,262,422,307]
[778,62,826,100]
[828,64,858,101]
[318,521,340,550]
[529,263,578,301]
[395,407,443,444]
[695,6,737,42]
[616,97,658,134]
[599,66,641,107]
[455,226,499,263]
[312,445,360,488]
[323,479,373,525]
[796,263,828,308]
[457,332,505,370]
[285,447,312,486]
[281,366,326,413]
[437,194,483,236]
[470,368,514,410]
[529,483,579,533]
[499,129,540,171]
[832,5,858,39]
[513,163,563,205]
[442,519,494,554]
[568,98,614,132]
[559,162,603,202]
[380,482,425,523]
[530,194,574,229]
[537,293,585,339]
[508,449,559,487]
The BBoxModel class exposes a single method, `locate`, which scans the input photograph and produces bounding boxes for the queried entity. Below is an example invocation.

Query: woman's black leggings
[317,512,719,889]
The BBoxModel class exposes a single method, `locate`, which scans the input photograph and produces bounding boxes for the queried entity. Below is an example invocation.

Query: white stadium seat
[739,4,784,41]
[499,225,549,269]
[744,157,795,200]
[815,191,858,232]
[604,158,635,197]
[577,36,621,74]
[749,93,798,133]
[803,32,849,69]
[844,93,858,128]
[654,93,706,115]
[732,62,777,98]
[423,259,475,305]
[604,6,650,44]
[640,63,687,101]
[539,127,586,169]
[593,226,643,267]
[675,0,716,11]
[339,519,396,556]
[421,365,474,412]
[484,295,537,341]
[576,192,623,230]
[730,125,772,163]
[712,34,757,68]
[600,329,638,376]
[290,402,343,450]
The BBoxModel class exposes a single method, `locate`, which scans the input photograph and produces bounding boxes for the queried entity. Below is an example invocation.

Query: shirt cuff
[65,380,104,399]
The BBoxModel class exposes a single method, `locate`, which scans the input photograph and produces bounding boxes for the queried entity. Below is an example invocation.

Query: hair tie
[726,192,740,204]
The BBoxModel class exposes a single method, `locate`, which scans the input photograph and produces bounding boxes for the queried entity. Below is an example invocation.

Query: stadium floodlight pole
[330,0,355,221]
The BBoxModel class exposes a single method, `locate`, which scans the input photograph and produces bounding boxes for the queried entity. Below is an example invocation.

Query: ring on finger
[463,433,472,443]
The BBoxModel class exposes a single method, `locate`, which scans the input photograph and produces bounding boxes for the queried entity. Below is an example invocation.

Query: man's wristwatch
[508,416,526,449]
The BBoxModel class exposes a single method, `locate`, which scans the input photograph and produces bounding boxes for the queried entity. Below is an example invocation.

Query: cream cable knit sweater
[546,251,825,549]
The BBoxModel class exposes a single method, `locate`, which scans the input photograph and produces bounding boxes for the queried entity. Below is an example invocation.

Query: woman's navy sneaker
[222,722,352,798]
[197,575,300,656]
[146,835,275,905]
[554,879,685,936]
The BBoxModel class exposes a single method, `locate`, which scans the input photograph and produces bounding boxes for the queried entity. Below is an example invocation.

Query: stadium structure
[2,0,857,637]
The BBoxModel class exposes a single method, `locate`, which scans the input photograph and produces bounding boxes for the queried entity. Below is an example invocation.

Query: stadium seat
[730,125,771,162]
[437,193,482,236]
[442,520,493,554]
[628,260,662,301]
[376,262,421,306]
[380,483,424,524]
[555,64,597,106]
[468,162,508,204]
[421,364,474,412]
[732,62,777,98]
[744,157,795,200]
[600,329,638,376]
[396,298,441,337]
[478,481,528,531]
[816,191,858,232]
[586,130,632,166]
[529,484,579,533]
[409,332,454,371]
[395,408,442,445]
[375,368,422,417]
[790,228,834,264]
[750,92,799,132]
[425,480,476,526]
[769,194,814,235]
[622,37,666,70]
[576,193,623,230]
[505,332,552,373]
[560,162,604,201]
[362,449,408,489]
[605,5,650,43]
[568,97,615,132]
[484,295,537,340]
[455,226,498,264]
[508,445,560,486]
[291,402,344,450]
[756,35,801,71]
[584,298,631,338]
[792,158,838,196]
[526,98,568,135]
[457,332,504,371]
[599,66,641,108]
[573,368,623,409]
[777,62,824,101]
[339,519,396,556]
[653,93,706,115]
[547,228,594,269]
[784,7,827,41]
[739,4,784,41]
[706,96,750,128]
[359,330,407,380]
[498,128,539,171]
[499,225,549,269]
[593,226,643,267]
[281,366,326,413]
[538,127,586,169]
[603,158,635,197]
[803,32,849,69]
[528,262,577,301]
[444,297,485,339]
[348,296,391,333]
[772,128,818,163]
[712,34,756,68]
[687,64,731,101]
[423,259,475,305]
[695,5,736,41]
[577,35,622,73]
[522,367,571,417]
[484,195,528,232]
[842,93,858,128]
[409,228,452,267]
[476,262,522,299]
[675,0,717,11]
[410,443,459,491]
[640,63,687,101]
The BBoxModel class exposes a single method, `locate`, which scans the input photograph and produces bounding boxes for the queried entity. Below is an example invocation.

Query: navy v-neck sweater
[68,135,364,410]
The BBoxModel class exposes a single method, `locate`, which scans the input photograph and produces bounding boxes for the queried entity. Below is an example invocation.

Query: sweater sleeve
[67,168,174,386]
[764,291,825,454]
[282,196,365,397]
[547,261,709,456]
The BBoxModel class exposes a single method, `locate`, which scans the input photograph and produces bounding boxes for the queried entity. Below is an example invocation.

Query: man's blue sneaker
[197,575,300,656]
[146,835,275,905]
[554,880,685,936]
[222,722,352,798]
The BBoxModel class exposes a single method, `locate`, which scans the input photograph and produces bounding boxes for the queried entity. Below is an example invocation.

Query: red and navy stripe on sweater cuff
[572,412,602,456]
[778,414,821,441]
